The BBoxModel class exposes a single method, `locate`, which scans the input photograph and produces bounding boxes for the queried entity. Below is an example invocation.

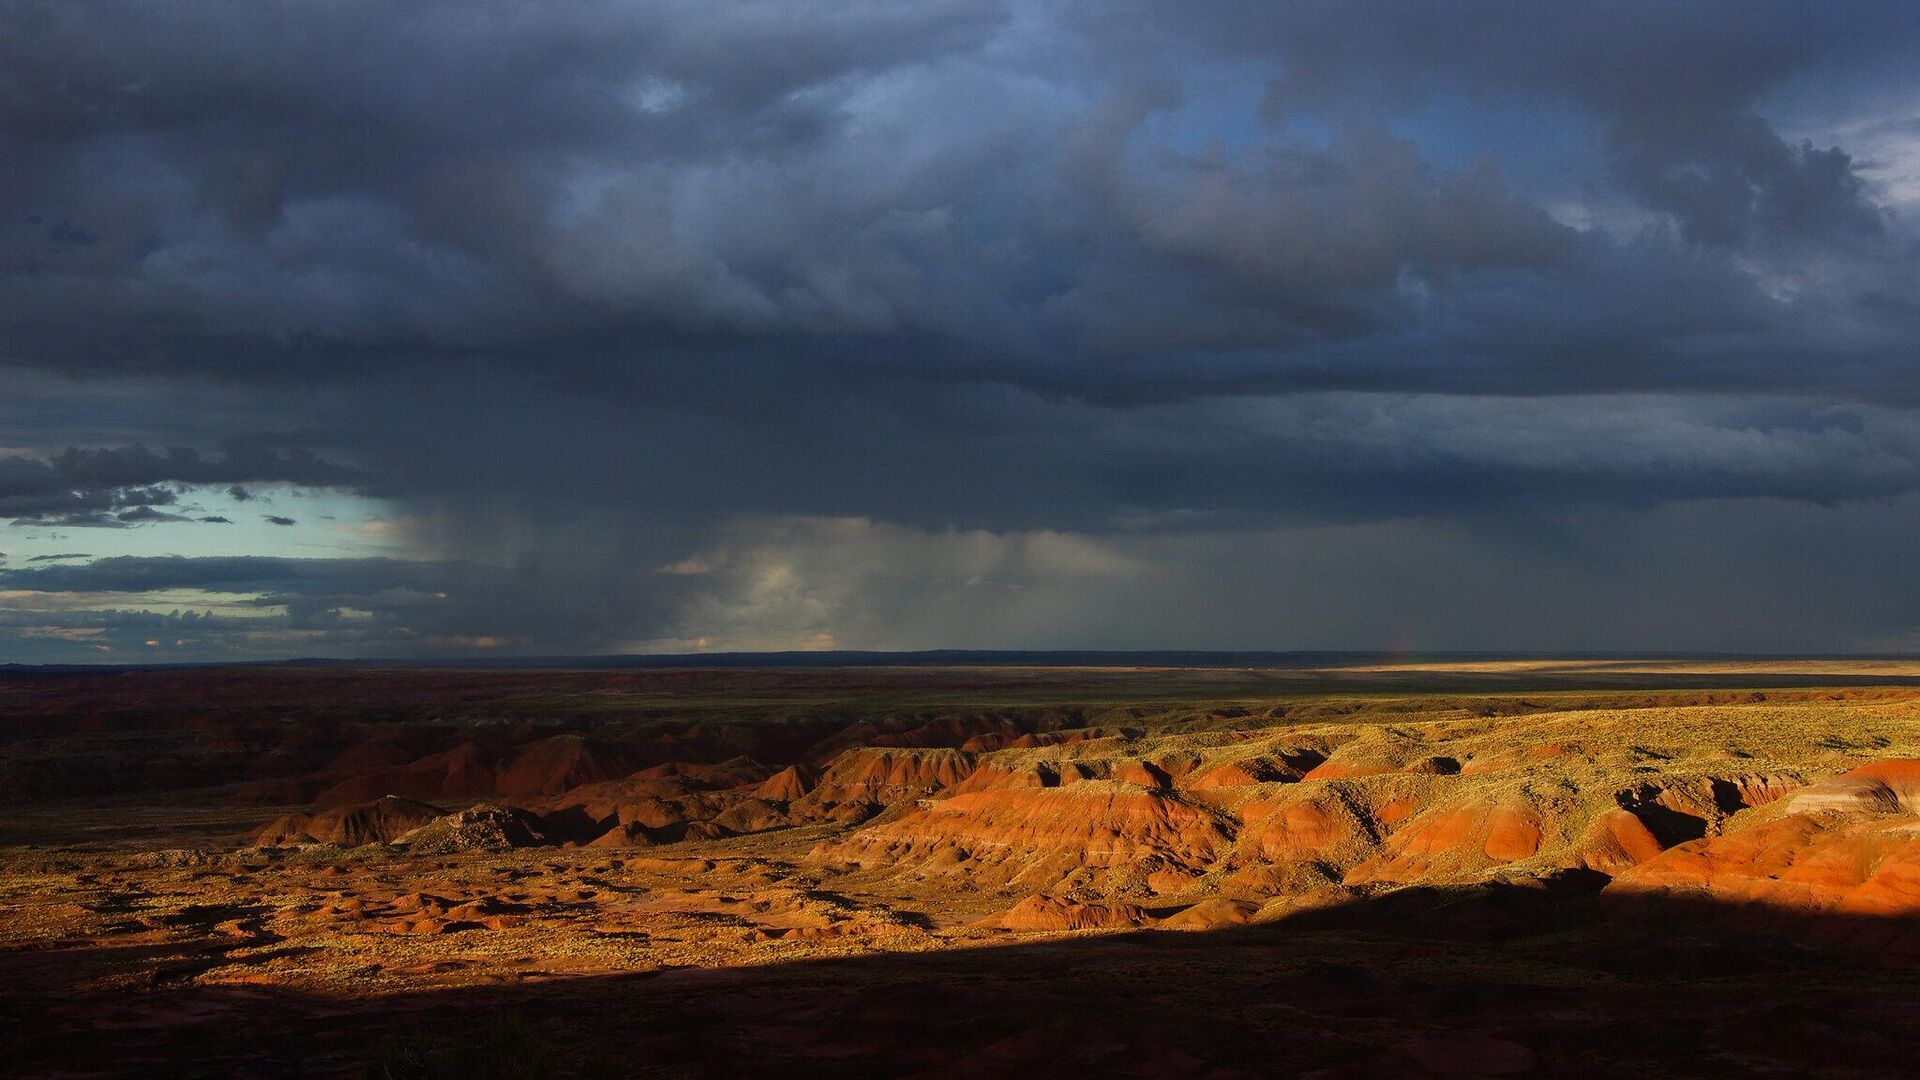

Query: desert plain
[4,659,1920,1078]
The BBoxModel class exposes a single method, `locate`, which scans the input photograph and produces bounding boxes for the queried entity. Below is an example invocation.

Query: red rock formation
[536,776,703,822]
[989,894,1146,931]
[1609,812,1920,917]
[1112,759,1171,789]
[1186,754,1312,789]
[632,756,773,790]
[253,795,444,846]
[1345,799,1546,884]
[1234,789,1380,868]
[1158,897,1259,930]
[1575,809,1669,876]
[1785,759,1920,815]
[316,742,498,806]
[753,764,818,801]
[494,735,642,797]
[794,747,976,815]
[946,761,1056,794]
[815,782,1235,889]
[711,798,789,834]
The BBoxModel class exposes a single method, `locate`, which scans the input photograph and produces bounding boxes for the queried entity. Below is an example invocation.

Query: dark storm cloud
[1131,0,1913,227]
[4,2,1920,658]
[0,554,461,594]
[5,0,1913,400]
[0,552,698,659]
[111,505,195,525]
[0,437,363,524]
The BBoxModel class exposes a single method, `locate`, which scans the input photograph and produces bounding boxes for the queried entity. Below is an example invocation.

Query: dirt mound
[987,894,1147,931]
[1785,759,1920,815]
[1301,733,1421,780]
[1233,787,1384,871]
[754,764,818,801]
[253,795,444,846]
[1345,798,1547,884]
[585,822,660,848]
[1574,809,1669,875]
[495,735,643,797]
[711,797,790,834]
[395,804,553,854]
[1158,897,1260,930]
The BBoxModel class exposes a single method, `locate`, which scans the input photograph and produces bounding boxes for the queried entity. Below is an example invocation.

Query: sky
[4,0,1920,662]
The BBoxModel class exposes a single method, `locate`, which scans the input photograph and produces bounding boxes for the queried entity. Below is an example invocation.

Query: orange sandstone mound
[1608,759,1920,929]
[987,894,1147,931]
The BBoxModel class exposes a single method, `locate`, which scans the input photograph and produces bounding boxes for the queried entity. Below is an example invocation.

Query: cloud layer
[4,1,1920,658]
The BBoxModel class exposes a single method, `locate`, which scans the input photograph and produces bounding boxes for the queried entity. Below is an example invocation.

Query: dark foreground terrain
[4,659,1920,1077]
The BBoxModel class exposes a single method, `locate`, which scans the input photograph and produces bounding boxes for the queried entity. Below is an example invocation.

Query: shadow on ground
[6,880,1920,1079]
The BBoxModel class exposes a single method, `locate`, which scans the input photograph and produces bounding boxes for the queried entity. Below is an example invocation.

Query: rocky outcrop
[814,782,1236,890]
[793,747,977,818]
[395,804,552,854]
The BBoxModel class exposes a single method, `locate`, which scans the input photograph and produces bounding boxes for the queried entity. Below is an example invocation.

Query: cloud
[628,498,1920,654]
[4,1,1912,399]
[263,515,297,526]
[0,437,364,525]
[113,505,196,525]
[0,554,456,594]
[3,3,1920,657]
[0,547,689,660]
